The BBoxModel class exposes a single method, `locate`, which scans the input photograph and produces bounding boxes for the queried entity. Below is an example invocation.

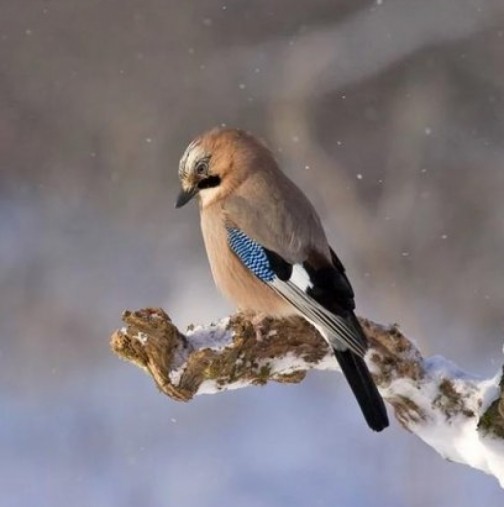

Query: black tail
[333,348,389,432]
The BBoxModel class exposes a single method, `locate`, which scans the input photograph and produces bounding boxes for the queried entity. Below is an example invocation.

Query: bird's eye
[195,161,207,175]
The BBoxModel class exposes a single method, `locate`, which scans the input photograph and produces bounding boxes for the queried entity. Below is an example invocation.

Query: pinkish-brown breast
[200,202,293,317]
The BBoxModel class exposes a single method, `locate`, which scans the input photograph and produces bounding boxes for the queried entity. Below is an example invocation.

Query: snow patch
[383,353,504,487]
[134,331,148,344]
[186,317,232,351]
[198,378,252,395]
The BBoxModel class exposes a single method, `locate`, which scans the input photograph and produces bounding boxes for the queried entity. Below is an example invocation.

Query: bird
[175,127,389,432]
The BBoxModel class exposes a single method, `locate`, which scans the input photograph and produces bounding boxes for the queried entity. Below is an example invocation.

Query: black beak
[175,186,198,208]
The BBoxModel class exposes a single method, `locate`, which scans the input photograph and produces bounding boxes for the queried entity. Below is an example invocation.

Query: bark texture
[111,307,504,486]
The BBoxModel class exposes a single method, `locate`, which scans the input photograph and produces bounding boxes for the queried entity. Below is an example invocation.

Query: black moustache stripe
[197,175,221,189]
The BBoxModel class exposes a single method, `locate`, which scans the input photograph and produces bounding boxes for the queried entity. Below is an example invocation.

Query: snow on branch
[110,307,504,486]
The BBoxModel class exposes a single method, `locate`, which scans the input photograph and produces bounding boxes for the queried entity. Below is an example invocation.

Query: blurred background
[1,0,504,505]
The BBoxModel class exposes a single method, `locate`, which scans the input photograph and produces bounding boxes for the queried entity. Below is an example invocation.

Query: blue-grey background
[1,0,504,505]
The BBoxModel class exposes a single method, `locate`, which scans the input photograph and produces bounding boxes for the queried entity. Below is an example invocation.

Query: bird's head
[175,127,271,209]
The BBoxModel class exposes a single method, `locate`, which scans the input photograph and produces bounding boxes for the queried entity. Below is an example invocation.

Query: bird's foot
[245,312,267,342]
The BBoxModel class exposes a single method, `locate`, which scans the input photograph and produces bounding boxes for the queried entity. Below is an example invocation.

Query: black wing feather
[264,248,292,281]
[303,247,389,431]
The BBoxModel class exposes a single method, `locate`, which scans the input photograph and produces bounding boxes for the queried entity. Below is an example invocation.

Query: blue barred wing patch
[226,227,275,282]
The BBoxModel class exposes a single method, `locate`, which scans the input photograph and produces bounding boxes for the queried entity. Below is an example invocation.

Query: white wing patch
[270,265,367,357]
[290,264,313,292]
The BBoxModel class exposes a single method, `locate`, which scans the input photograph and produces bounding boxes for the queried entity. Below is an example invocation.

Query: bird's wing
[226,225,368,357]
[223,172,328,264]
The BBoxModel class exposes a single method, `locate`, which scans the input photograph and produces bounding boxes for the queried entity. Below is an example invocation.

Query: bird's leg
[241,311,268,341]
[252,313,267,341]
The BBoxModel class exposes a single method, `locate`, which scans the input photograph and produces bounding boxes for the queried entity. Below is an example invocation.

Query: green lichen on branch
[110,307,504,442]
[478,367,504,439]
[110,308,328,401]
[111,308,193,401]
[109,308,432,420]
[360,319,424,386]
[393,395,427,429]
[434,379,476,420]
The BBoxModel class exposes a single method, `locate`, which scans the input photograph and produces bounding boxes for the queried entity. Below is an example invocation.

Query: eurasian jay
[175,127,389,432]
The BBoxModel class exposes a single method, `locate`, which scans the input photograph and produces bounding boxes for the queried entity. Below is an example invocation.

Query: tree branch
[110,307,504,487]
